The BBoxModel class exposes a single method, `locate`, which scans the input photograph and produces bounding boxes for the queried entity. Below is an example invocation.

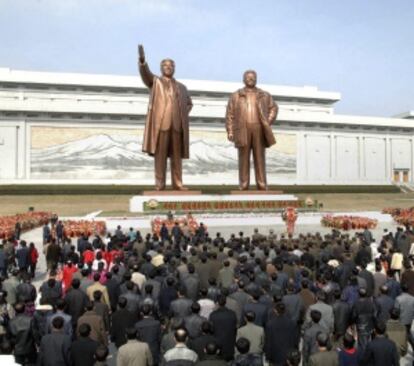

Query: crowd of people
[0,219,413,366]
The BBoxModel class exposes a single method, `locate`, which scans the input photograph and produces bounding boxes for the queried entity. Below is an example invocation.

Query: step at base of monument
[230,190,284,195]
[142,190,202,196]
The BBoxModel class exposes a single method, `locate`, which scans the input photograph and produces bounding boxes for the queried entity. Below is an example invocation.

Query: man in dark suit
[71,323,99,366]
[265,302,299,366]
[375,285,395,323]
[110,297,136,348]
[8,303,37,365]
[15,240,29,272]
[64,278,88,327]
[38,316,72,366]
[135,304,162,365]
[209,295,237,361]
[361,322,400,366]
[104,271,120,312]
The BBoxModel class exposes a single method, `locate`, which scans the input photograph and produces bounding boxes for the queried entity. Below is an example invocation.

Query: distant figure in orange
[283,207,298,235]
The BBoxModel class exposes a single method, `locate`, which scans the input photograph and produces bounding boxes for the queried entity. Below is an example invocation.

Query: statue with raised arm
[138,45,193,191]
[226,70,278,190]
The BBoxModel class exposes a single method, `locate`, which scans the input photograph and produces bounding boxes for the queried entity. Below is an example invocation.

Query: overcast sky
[0,0,413,117]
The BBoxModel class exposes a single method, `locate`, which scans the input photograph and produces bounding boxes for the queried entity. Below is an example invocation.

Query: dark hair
[188,263,195,273]
[217,295,226,307]
[144,284,153,294]
[235,337,250,354]
[51,316,64,330]
[72,278,80,289]
[79,323,91,337]
[191,302,201,314]
[125,327,137,340]
[141,304,152,316]
[375,321,387,335]
[47,278,56,288]
[201,321,213,334]
[93,290,102,301]
[118,297,127,309]
[93,273,101,282]
[245,311,256,323]
[56,298,66,311]
[316,332,329,348]
[390,307,400,320]
[310,310,322,324]
[94,345,109,362]
[166,277,175,287]
[205,341,219,355]
[343,333,355,349]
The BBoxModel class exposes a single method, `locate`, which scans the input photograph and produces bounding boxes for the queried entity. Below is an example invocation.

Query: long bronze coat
[139,62,192,158]
[226,88,278,148]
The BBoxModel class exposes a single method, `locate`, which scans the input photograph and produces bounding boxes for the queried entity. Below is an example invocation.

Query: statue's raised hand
[138,44,145,64]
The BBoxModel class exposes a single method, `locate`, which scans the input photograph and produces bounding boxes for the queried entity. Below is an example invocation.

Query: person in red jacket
[82,245,95,266]
[28,242,38,279]
[62,261,78,293]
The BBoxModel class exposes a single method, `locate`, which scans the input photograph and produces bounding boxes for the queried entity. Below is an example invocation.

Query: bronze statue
[138,45,193,190]
[226,70,278,190]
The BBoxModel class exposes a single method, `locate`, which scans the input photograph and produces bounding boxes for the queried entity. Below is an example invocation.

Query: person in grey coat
[304,291,334,333]
[181,264,200,301]
[375,285,395,322]
[38,316,72,366]
[282,284,305,324]
[302,309,326,365]
[394,283,414,327]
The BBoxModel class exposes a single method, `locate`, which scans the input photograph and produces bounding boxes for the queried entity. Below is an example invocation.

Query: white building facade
[0,67,412,186]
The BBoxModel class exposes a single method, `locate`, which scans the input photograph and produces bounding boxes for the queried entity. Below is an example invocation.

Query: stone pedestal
[230,190,284,195]
[142,190,202,196]
[130,193,301,213]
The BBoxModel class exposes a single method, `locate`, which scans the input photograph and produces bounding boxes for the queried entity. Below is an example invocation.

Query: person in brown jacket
[309,332,339,366]
[117,327,153,366]
[386,308,408,357]
[77,302,107,346]
[86,273,110,307]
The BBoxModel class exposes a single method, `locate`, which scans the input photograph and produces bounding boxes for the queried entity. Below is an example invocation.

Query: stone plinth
[130,193,301,214]
[230,190,284,195]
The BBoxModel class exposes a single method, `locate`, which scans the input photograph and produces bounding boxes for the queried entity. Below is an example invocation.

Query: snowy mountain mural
[31,132,296,182]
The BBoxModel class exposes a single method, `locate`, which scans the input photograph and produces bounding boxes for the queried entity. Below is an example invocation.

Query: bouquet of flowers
[383,207,414,226]
[321,215,378,230]
[0,211,52,239]
[62,220,107,237]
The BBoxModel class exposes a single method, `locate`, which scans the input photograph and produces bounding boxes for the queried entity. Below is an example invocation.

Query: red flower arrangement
[62,220,107,238]
[383,207,414,226]
[0,211,52,239]
[151,214,204,236]
[321,215,378,230]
